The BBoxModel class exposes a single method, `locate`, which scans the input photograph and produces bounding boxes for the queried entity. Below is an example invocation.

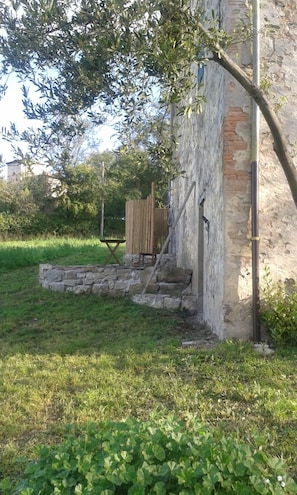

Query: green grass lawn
[0,238,297,488]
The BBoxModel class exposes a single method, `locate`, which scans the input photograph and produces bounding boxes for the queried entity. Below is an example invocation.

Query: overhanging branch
[198,23,297,208]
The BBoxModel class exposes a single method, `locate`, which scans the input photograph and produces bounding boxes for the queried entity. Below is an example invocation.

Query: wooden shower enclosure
[125,184,168,255]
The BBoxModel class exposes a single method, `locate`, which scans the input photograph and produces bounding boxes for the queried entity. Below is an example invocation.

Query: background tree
[0,165,101,238]
[0,154,5,179]
[25,173,55,213]
[0,177,37,215]
[52,163,101,222]
[0,173,48,238]
[85,140,170,235]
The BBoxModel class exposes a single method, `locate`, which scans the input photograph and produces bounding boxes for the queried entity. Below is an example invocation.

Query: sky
[0,73,30,162]
[0,73,118,174]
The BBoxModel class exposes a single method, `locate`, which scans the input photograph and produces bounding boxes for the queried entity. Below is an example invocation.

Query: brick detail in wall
[223,106,251,193]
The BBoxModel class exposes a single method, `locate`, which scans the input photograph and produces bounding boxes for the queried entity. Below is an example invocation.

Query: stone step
[157,268,192,284]
[157,282,189,296]
[132,294,197,314]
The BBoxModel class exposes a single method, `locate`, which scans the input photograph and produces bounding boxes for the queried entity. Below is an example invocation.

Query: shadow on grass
[2,267,297,484]
[0,266,182,358]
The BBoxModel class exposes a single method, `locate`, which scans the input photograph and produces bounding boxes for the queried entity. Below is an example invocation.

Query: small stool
[138,252,157,266]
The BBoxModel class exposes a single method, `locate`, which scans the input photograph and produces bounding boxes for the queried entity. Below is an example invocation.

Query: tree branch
[198,23,297,208]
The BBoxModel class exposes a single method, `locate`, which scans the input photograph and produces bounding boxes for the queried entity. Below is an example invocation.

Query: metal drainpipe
[168,103,176,255]
[251,0,261,342]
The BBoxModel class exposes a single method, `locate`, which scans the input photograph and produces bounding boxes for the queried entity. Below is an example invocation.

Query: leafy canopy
[2,0,297,205]
[0,0,210,148]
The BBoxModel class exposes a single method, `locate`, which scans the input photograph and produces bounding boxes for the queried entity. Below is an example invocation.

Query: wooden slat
[125,196,168,255]
[154,209,168,253]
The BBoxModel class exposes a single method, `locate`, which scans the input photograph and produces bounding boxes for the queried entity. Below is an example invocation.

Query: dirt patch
[173,314,220,350]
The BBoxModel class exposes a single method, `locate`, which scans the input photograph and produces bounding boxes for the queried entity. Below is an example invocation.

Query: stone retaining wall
[39,260,197,313]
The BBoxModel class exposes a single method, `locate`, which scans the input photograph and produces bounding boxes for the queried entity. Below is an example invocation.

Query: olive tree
[1,0,296,204]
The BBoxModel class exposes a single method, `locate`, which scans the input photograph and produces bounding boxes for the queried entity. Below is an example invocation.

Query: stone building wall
[173,0,297,339]
[221,0,253,338]
[174,0,233,339]
[173,59,226,336]
[258,1,297,284]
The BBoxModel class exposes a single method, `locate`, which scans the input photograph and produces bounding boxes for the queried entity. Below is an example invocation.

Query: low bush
[0,211,124,239]
[2,417,296,495]
[261,272,297,347]
[0,211,100,239]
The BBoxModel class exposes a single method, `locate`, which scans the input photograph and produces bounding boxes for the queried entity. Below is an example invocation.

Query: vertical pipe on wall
[150,182,155,254]
[168,103,176,255]
[100,161,105,238]
[251,0,261,342]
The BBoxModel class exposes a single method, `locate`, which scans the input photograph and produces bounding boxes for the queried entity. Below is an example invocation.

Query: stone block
[116,268,134,279]
[76,272,86,279]
[144,283,159,294]
[82,273,98,285]
[64,279,81,287]
[147,295,165,309]
[130,270,142,282]
[139,267,157,285]
[77,265,101,273]
[39,265,50,281]
[92,282,109,295]
[114,279,129,292]
[70,286,91,294]
[39,263,53,271]
[50,282,65,292]
[123,254,140,266]
[157,254,177,268]
[158,282,188,296]
[181,296,198,314]
[64,270,78,279]
[102,274,118,281]
[182,285,192,296]
[163,297,181,310]
[127,282,143,295]
[132,294,165,309]
[108,280,115,290]
[46,269,63,283]
[103,265,119,271]
[40,280,49,289]
[92,273,111,282]
[157,268,192,284]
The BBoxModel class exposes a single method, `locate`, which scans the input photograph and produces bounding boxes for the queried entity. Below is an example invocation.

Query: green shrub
[0,212,34,237]
[261,272,297,347]
[104,217,126,237]
[0,212,99,239]
[0,212,54,238]
[2,417,296,494]
[0,210,124,239]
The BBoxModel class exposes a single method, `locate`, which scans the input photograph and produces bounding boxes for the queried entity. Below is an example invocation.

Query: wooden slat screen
[125,197,168,254]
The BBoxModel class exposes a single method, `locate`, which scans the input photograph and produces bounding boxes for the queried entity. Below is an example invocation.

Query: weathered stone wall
[173,0,227,339]
[258,1,297,285]
[221,0,253,338]
[39,262,197,313]
[173,0,297,339]
[39,264,144,296]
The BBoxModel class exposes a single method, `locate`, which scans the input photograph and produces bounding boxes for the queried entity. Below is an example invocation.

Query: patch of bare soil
[173,314,220,350]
